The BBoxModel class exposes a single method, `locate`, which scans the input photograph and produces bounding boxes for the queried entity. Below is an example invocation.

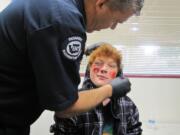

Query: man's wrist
[102,84,113,97]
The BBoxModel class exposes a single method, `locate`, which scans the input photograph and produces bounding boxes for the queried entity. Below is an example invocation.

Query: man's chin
[86,28,93,33]
[87,28,101,33]
[87,29,94,33]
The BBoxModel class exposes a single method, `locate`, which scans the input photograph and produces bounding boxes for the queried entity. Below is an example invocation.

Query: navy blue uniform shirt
[0,0,86,127]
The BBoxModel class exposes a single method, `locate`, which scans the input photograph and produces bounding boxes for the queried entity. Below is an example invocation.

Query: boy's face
[90,56,118,86]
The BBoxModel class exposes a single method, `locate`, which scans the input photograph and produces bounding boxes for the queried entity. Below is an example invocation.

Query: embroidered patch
[63,36,82,60]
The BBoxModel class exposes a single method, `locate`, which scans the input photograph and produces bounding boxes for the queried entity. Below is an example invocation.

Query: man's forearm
[55,84,112,118]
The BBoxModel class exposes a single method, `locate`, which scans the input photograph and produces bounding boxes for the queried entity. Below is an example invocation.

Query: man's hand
[110,77,131,97]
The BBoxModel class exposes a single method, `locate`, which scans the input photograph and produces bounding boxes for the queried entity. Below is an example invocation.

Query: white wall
[129,77,180,123]
[31,111,54,135]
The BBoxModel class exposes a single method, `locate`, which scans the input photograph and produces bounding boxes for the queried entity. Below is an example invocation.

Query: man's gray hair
[107,0,144,16]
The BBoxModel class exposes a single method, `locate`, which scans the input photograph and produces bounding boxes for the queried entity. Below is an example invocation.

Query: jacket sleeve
[126,103,142,135]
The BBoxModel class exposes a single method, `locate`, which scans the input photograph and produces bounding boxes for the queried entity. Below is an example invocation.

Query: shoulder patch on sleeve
[62,36,83,60]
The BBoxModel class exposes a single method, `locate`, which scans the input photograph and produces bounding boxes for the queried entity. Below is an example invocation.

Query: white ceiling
[87,0,180,47]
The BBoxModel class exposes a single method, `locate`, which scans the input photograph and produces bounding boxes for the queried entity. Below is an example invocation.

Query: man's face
[86,3,133,33]
[90,56,118,87]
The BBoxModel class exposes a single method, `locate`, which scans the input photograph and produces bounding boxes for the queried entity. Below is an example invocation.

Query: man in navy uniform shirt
[0,0,144,134]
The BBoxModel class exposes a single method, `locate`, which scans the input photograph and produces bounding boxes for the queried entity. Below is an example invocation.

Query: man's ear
[95,0,109,9]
